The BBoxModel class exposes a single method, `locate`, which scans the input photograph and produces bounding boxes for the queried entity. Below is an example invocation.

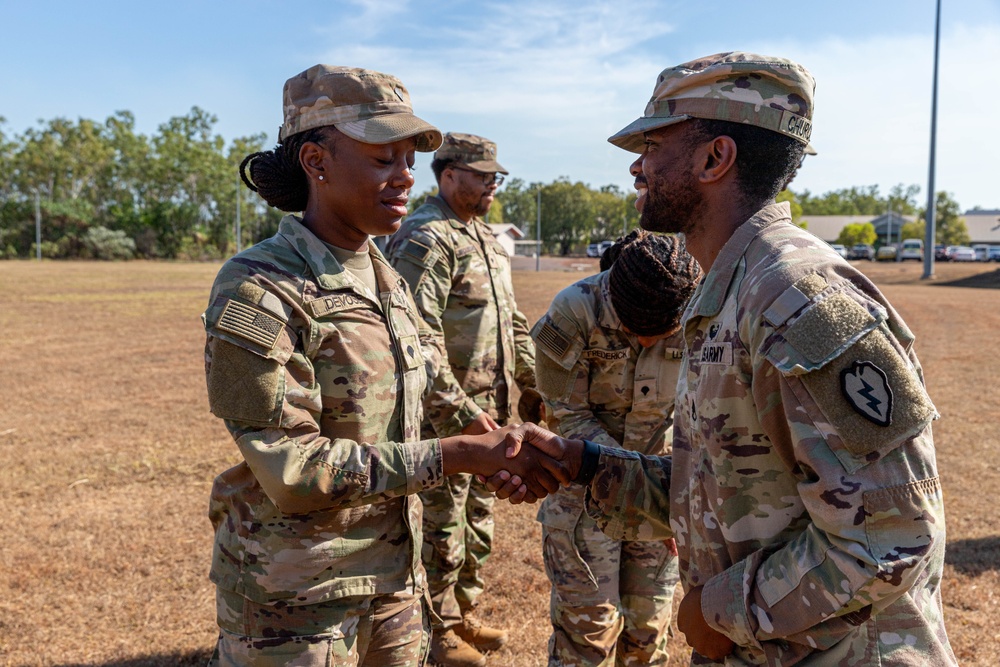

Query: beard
[639,169,704,237]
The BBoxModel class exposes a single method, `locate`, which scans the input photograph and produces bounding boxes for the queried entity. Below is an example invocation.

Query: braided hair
[239,127,335,212]
[607,230,702,337]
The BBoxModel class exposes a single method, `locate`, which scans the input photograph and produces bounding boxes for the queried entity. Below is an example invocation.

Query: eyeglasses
[451,166,504,187]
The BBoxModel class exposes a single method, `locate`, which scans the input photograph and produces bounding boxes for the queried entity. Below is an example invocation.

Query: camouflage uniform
[582,202,957,665]
[532,270,681,666]
[389,194,536,629]
[203,215,444,666]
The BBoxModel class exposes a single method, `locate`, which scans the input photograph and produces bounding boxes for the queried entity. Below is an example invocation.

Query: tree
[918,191,970,246]
[837,222,877,247]
[496,178,539,235]
[540,178,594,255]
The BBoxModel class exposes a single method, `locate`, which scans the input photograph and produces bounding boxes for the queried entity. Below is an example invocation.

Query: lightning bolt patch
[841,361,893,426]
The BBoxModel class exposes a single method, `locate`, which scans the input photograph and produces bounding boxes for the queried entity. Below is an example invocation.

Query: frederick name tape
[582,348,631,361]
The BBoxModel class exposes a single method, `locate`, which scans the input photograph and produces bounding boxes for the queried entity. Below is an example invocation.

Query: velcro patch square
[217,299,284,350]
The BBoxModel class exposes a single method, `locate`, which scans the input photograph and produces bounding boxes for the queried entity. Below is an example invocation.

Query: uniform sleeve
[512,304,537,391]
[583,447,674,541]
[531,309,618,448]
[390,229,482,436]
[701,279,944,654]
[204,278,443,516]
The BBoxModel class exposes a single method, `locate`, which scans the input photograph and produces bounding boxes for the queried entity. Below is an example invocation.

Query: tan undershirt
[325,241,379,298]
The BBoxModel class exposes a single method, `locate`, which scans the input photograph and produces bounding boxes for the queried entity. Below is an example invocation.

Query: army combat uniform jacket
[388,196,535,435]
[203,215,444,607]
[583,203,956,665]
[533,269,683,526]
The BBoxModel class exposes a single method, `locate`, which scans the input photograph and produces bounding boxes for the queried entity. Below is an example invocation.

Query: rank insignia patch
[841,360,893,426]
[217,299,284,350]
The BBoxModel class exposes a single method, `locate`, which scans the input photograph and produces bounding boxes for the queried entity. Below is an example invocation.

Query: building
[488,223,526,256]
[799,212,915,245]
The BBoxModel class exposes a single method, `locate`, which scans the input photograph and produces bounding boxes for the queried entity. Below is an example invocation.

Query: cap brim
[335,113,443,152]
[607,115,690,153]
[464,159,509,175]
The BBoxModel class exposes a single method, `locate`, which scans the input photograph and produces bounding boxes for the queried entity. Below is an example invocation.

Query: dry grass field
[0,257,998,666]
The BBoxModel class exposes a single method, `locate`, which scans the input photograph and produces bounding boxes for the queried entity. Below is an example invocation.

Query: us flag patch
[217,299,284,349]
[536,320,571,358]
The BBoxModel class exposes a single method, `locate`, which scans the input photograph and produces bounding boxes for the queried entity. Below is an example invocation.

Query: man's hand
[476,423,585,503]
[677,585,735,661]
[441,424,571,499]
[461,411,499,436]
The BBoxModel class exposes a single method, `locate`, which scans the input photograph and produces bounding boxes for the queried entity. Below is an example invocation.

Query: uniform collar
[277,214,404,299]
[427,195,484,233]
[689,201,791,319]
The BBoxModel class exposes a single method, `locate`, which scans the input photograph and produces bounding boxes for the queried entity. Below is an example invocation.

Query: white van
[899,238,923,261]
[972,244,990,262]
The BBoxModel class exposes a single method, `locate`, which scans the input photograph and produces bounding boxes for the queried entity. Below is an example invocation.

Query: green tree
[836,222,877,247]
[496,178,539,236]
[918,191,970,246]
[540,178,594,255]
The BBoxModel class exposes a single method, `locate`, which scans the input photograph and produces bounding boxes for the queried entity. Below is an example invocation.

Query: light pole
[536,186,541,272]
[922,0,941,280]
[34,189,41,261]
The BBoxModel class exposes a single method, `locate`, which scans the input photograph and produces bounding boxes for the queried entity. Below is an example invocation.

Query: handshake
[441,421,585,504]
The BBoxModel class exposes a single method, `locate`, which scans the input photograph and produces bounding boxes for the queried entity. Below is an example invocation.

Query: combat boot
[429,628,486,667]
[455,612,508,652]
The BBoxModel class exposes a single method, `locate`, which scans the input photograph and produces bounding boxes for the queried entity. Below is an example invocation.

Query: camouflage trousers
[419,472,495,629]
[208,587,430,667]
[542,505,679,667]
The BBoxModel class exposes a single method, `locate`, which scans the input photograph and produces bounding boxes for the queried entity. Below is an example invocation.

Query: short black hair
[686,118,805,208]
[430,157,459,184]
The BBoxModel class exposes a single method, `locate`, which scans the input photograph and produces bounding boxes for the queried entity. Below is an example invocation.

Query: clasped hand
[466,422,583,504]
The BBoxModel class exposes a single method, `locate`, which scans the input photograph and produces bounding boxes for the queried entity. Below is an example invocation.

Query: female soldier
[530,230,701,666]
[202,65,564,667]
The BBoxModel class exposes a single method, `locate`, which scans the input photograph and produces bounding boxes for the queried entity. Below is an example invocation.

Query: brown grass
[0,258,997,666]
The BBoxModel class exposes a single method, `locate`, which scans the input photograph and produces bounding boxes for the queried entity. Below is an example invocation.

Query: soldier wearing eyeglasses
[388,132,536,667]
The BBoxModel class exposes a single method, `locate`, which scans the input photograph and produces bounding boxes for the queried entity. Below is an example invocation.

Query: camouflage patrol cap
[435,132,508,174]
[608,52,815,153]
[279,65,442,151]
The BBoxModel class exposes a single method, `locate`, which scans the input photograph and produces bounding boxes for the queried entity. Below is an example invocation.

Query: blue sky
[2,0,998,210]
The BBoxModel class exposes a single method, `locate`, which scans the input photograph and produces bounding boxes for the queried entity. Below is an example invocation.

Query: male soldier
[388,132,537,667]
[493,52,957,665]
[532,230,700,666]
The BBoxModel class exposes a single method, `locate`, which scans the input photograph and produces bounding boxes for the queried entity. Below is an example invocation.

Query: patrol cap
[279,65,443,151]
[608,52,815,153]
[435,132,508,174]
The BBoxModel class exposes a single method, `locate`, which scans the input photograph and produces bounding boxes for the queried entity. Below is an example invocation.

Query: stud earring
[318,174,325,181]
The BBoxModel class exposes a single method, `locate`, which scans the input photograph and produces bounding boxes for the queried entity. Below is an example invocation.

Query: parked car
[898,238,924,261]
[934,244,949,261]
[586,240,614,258]
[989,246,1000,262]
[830,243,849,259]
[876,245,898,261]
[849,244,875,261]
[972,244,991,262]
[949,246,976,262]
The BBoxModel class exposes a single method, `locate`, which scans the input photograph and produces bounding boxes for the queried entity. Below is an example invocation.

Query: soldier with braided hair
[530,230,701,667]
[202,65,570,667]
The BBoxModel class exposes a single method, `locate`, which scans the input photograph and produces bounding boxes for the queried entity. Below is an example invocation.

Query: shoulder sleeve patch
[766,289,879,374]
[206,338,284,426]
[797,326,936,468]
[763,273,829,327]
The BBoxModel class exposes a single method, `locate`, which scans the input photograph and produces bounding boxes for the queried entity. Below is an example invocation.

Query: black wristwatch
[573,440,600,485]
